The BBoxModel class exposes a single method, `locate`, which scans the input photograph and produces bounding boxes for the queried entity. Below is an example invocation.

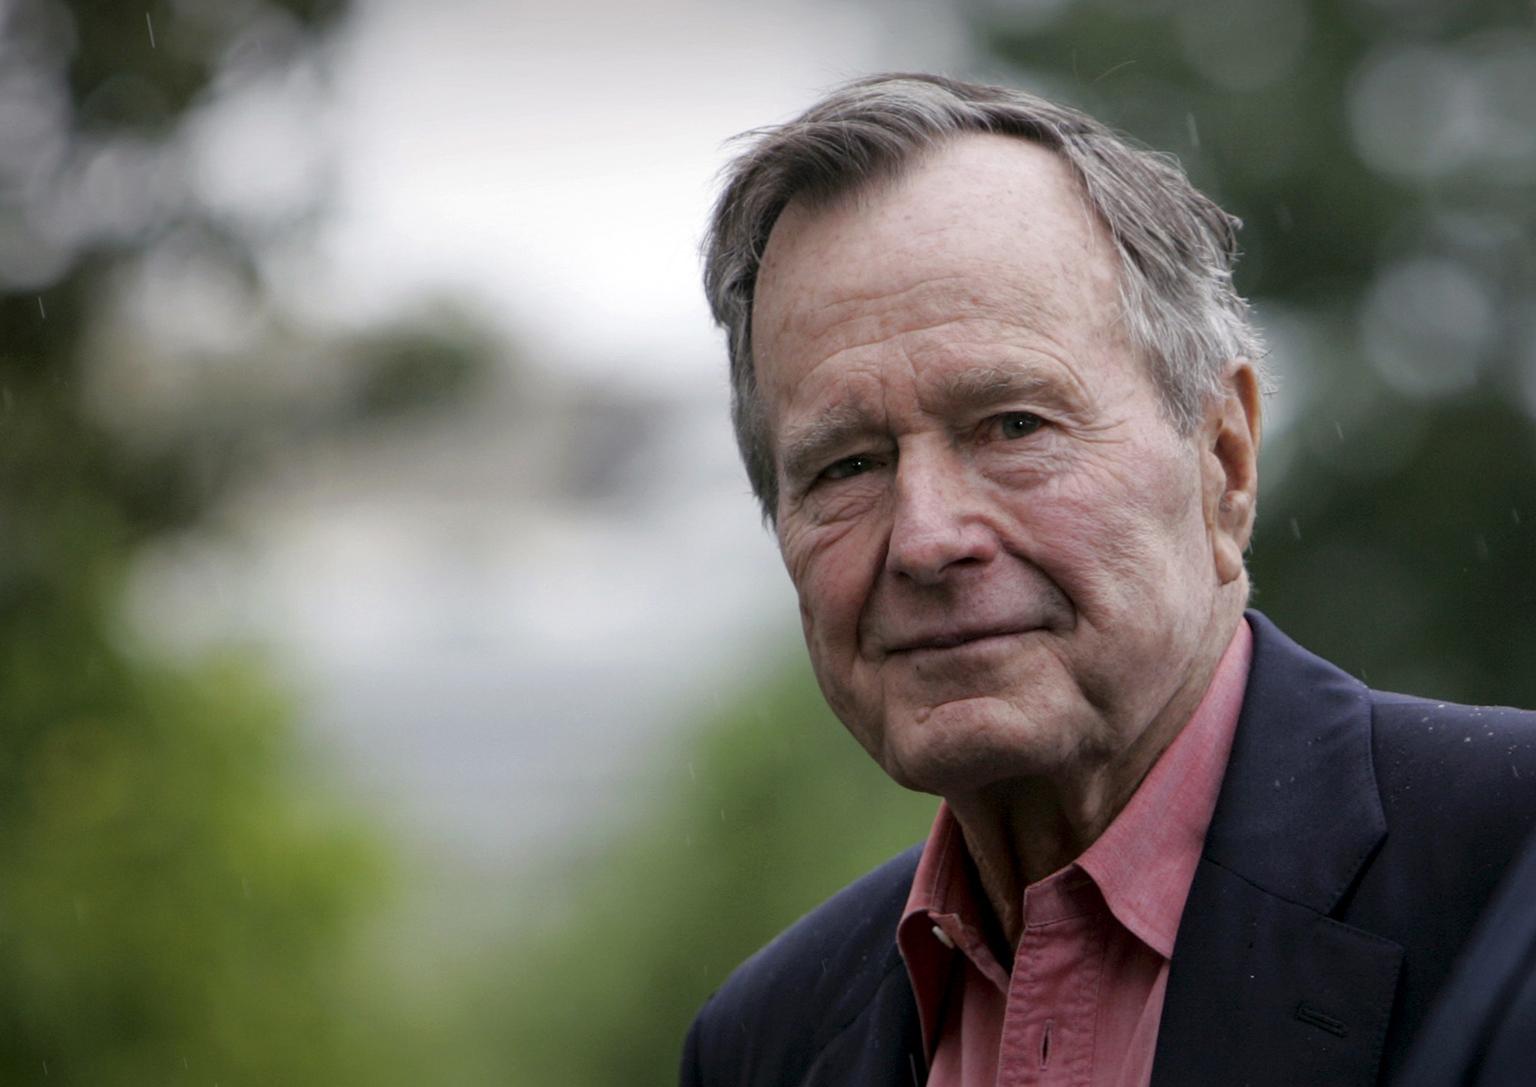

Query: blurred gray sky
[243,0,972,384]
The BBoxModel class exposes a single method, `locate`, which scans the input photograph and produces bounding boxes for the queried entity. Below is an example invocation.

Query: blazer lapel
[1151,612,1403,1087]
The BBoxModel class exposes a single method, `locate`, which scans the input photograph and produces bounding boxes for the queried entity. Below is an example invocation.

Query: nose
[884,450,998,585]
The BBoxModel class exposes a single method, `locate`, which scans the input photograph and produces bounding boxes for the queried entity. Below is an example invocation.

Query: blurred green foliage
[0,0,473,1082]
[0,647,392,1083]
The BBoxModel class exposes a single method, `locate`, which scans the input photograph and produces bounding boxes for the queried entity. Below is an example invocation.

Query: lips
[882,624,1034,655]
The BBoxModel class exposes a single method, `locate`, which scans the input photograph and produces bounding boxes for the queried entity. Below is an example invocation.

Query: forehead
[751,133,1127,411]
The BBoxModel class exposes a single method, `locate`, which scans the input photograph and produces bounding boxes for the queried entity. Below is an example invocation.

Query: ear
[1201,360,1263,585]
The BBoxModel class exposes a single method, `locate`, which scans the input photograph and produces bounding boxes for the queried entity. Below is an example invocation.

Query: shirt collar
[1075,618,1252,957]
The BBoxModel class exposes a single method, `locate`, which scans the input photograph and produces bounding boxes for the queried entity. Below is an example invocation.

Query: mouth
[884,625,1035,656]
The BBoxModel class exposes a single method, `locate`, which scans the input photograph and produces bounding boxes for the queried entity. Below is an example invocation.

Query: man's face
[753,134,1241,799]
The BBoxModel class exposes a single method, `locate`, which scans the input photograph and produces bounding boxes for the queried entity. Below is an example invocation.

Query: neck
[946,599,1245,948]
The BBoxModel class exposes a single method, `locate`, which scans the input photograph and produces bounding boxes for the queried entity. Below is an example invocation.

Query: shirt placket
[995,883,1105,1087]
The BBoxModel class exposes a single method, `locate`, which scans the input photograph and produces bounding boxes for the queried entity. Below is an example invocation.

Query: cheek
[1039,457,1207,604]
[781,521,878,647]
[1139,451,1215,568]
[786,531,888,741]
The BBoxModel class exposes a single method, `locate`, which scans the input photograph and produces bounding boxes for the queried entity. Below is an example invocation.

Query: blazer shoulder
[1370,692,1536,854]
[1370,693,1536,821]
[685,845,920,1087]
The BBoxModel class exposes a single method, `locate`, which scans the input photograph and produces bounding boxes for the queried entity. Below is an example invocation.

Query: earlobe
[1213,491,1253,583]
[1206,361,1263,585]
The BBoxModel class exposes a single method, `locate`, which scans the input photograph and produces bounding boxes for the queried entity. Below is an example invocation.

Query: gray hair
[702,72,1263,521]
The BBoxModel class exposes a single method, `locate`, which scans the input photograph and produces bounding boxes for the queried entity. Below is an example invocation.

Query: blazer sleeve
[679,1001,709,1087]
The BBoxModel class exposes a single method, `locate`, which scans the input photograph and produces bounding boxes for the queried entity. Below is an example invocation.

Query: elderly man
[682,73,1536,1087]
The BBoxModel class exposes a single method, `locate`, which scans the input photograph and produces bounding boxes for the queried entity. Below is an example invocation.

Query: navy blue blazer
[681,613,1536,1086]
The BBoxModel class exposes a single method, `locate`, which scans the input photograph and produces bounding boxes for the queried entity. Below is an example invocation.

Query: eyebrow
[931,364,1081,417]
[776,363,1087,485]
[779,403,881,486]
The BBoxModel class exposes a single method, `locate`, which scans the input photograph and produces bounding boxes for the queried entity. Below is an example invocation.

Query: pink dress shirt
[896,620,1253,1087]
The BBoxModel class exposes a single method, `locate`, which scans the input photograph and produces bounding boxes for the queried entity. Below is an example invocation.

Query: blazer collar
[1201,610,1386,913]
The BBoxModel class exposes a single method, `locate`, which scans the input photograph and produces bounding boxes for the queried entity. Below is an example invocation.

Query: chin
[876,696,1079,796]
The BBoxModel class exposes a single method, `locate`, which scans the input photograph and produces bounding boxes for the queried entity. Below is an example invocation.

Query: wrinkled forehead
[751,133,1126,402]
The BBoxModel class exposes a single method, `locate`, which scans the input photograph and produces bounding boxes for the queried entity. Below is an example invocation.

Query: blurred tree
[0,0,482,1082]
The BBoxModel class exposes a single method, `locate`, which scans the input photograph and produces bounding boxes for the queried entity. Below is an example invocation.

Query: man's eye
[995,412,1044,440]
[821,455,875,482]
